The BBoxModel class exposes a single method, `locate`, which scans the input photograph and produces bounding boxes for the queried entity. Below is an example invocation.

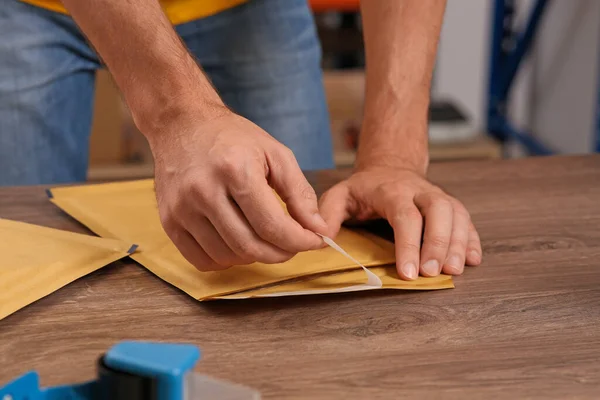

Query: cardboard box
[89,70,124,165]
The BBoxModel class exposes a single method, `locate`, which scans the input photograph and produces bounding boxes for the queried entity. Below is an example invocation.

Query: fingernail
[445,255,462,274]
[401,262,418,280]
[313,212,328,228]
[421,260,440,276]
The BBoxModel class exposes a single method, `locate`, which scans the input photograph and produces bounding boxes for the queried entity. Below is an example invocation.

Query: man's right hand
[149,108,328,271]
[59,0,328,271]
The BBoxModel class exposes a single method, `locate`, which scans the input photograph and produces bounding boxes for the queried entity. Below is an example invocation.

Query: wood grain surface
[1,155,600,399]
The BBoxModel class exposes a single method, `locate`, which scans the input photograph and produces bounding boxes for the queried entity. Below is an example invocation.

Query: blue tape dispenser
[0,341,260,400]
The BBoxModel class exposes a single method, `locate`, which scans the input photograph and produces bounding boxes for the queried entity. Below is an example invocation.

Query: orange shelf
[309,0,360,12]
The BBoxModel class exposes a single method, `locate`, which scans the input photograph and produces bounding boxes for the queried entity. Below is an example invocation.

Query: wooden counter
[1,155,600,399]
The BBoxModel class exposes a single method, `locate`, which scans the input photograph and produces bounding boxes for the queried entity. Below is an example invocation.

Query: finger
[415,193,454,277]
[185,217,250,268]
[208,194,296,264]
[169,227,225,272]
[465,221,482,266]
[267,147,329,234]
[390,204,423,280]
[318,183,352,239]
[229,164,323,253]
[442,203,470,275]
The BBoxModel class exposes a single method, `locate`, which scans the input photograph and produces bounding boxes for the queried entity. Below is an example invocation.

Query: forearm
[357,0,446,174]
[61,0,224,139]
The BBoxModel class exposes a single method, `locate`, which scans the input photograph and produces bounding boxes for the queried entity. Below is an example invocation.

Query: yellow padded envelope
[48,180,453,300]
[221,267,454,299]
[0,218,134,320]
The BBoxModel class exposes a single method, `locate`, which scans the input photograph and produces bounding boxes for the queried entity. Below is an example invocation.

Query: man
[0,0,482,280]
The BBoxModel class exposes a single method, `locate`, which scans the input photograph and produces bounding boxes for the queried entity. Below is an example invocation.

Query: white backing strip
[318,234,382,287]
[218,234,382,299]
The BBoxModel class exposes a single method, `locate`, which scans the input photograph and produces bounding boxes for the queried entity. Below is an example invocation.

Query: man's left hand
[319,167,482,280]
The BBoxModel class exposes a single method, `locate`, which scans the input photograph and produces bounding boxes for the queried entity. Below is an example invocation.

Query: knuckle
[159,213,179,237]
[261,252,295,264]
[191,261,210,272]
[194,260,224,272]
[469,222,479,236]
[396,240,421,253]
[280,147,297,163]
[453,202,471,222]
[427,234,450,249]
[374,183,396,203]
[217,149,247,180]
[180,248,212,271]
[255,219,280,242]
[220,159,243,180]
[431,196,452,211]
[450,232,469,248]
[393,207,422,224]
[167,194,187,216]
[419,191,440,205]
[236,255,256,266]
[298,184,318,202]
[184,180,209,206]
[235,240,261,260]
[213,258,235,269]
[373,184,386,199]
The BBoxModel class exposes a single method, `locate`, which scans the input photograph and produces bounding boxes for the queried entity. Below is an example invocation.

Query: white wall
[434,0,599,154]
[531,0,600,153]
[435,0,491,129]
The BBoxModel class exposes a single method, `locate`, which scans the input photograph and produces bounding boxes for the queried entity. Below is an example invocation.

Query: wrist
[124,55,227,141]
[356,80,431,175]
[355,117,429,177]
[356,144,429,176]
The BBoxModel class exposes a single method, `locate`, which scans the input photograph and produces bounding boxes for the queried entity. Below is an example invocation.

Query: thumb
[268,148,329,234]
[318,182,352,239]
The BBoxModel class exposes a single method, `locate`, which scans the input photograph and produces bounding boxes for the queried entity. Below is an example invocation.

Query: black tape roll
[97,354,158,400]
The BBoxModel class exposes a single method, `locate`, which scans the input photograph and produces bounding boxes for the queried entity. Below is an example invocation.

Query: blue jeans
[0,0,334,186]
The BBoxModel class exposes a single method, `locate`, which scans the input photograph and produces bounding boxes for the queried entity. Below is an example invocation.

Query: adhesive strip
[318,234,382,287]
[219,234,382,299]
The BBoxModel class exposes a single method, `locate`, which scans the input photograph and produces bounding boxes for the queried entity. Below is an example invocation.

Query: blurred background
[87,0,600,181]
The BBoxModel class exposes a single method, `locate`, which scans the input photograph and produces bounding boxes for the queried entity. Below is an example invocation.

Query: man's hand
[59,0,329,271]
[150,109,328,271]
[332,0,482,280]
[319,167,482,280]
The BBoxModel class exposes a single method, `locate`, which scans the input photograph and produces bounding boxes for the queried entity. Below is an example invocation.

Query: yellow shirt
[21,0,248,25]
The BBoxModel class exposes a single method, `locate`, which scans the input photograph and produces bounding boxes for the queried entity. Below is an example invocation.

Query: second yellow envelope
[0,218,134,320]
